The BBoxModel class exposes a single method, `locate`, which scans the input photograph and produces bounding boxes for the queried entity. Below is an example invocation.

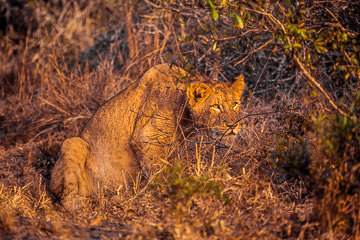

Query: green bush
[312,92,360,235]
[151,163,230,205]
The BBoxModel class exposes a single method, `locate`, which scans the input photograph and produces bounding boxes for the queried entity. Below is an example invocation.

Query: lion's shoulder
[139,63,190,90]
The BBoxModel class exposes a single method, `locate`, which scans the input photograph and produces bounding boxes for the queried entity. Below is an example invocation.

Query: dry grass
[1,0,359,239]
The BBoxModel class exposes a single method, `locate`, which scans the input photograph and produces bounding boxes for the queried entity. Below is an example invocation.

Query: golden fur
[50,64,246,209]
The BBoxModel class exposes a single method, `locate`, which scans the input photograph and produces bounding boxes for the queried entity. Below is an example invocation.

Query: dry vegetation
[0,0,359,239]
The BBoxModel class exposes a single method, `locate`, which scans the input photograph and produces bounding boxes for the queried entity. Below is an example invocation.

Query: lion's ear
[186,83,211,106]
[231,74,245,98]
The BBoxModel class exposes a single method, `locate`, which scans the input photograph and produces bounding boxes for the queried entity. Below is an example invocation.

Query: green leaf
[211,8,219,21]
[352,58,359,65]
[343,115,348,128]
[345,72,350,81]
[300,30,308,39]
[208,0,216,9]
[212,41,217,51]
[289,24,297,33]
[177,35,184,41]
[315,36,324,42]
[341,32,348,42]
[332,43,337,50]
[293,43,302,49]
[315,44,328,53]
[235,14,244,29]
[208,0,218,21]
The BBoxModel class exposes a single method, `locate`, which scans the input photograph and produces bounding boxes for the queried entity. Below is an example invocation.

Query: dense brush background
[0,0,359,239]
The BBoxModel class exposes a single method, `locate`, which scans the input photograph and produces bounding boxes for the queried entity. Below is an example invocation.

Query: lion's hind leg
[50,137,92,210]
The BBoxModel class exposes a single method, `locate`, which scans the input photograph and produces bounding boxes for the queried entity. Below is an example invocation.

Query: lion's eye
[211,104,221,112]
[233,102,239,110]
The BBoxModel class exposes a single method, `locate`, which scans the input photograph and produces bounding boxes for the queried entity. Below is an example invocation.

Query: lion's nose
[223,121,240,135]
[224,121,238,128]
[223,122,238,135]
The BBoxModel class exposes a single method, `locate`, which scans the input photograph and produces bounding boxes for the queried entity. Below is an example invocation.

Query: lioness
[50,64,245,209]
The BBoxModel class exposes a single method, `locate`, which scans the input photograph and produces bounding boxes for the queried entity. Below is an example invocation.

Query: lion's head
[186,75,246,139]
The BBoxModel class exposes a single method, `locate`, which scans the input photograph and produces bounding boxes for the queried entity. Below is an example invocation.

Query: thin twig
[38,96,71,116]
[294,56,346,116]
[234,39,273,66]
